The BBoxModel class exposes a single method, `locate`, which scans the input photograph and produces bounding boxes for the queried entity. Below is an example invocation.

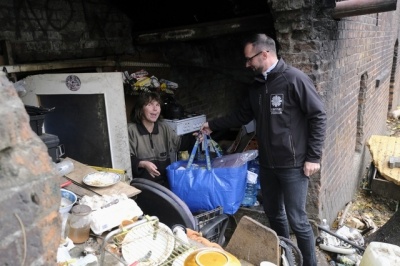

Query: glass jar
[68,204,92,244]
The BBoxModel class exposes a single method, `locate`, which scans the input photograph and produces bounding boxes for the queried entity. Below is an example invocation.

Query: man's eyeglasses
[245,51,264,63]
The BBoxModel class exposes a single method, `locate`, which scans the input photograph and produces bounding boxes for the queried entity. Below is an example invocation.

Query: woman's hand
[139,161,161,177]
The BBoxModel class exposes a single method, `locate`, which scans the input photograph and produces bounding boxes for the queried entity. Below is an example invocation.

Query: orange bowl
[195,249,229,266]
[183,248,241,266]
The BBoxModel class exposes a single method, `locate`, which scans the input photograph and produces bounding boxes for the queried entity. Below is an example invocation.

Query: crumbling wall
[0,72,60,265]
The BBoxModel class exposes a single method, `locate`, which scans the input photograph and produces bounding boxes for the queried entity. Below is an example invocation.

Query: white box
[164,114,206,135]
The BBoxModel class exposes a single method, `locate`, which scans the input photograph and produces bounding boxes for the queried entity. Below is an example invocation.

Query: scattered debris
[318,115,400,265]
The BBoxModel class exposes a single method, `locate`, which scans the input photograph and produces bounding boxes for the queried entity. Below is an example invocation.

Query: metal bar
[317,225,366,252]
[134,14,274,44]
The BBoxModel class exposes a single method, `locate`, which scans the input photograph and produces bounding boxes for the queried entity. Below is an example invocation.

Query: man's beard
[253,66,264,75]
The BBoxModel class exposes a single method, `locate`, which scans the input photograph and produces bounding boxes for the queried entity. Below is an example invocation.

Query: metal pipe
[317,225,366,252]
[332,0,397,19]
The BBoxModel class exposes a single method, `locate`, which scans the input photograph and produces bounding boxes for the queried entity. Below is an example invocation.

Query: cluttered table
[58,157,255,266]
[59,157,141,198]
[63,217,255,266]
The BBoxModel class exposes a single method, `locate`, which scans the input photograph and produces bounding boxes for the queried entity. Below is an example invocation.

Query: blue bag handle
[204,135,211,170]
[186,138,201,169]
[209,136,223,158]
[186,133,222,170]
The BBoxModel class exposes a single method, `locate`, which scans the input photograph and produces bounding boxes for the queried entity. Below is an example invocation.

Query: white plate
[82,172,121,187]
[122,222,175,265]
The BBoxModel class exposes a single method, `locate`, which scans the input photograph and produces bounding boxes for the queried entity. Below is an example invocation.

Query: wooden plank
[225,216,280,266]
[1,59,170,74]
[62,157,141,198]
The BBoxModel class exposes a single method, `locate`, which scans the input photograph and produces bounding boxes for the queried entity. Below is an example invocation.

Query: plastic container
[193,206,223,243]
[320,219,330,234]
[260,262,277,266]
[172,224,189,244]
[55,159,74,176]
[250,158,261,190]
[319,218,331,241]
[241,169,258,207]
[60,212,70,245]
[359,242,400,266]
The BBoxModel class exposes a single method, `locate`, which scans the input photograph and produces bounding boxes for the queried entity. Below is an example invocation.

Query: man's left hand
[303,161,320,177]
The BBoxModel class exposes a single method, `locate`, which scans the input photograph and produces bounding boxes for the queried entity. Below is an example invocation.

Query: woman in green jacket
[128,91,192,188]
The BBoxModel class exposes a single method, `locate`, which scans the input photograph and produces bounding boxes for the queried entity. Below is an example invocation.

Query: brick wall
[0,0,133,65]
[235,2,400,224]
[317,10,400,223]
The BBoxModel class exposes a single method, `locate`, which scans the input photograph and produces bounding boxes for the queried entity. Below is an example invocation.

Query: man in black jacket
[201,33,326,266]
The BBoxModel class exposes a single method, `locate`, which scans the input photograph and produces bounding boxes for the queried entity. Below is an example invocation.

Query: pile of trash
[317,222,365,265]
[317,214,400,265]
[122,69,178,95]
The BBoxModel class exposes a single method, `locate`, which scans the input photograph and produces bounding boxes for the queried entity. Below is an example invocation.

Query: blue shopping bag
[166,136,248,215]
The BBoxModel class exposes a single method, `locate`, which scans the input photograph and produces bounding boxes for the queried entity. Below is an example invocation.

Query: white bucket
[360,242,400,266]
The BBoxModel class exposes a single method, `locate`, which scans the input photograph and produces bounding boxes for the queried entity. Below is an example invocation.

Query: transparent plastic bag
[211,150,258,168]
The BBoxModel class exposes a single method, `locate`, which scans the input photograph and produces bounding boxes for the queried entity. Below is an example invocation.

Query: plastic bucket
[360,242,400,266]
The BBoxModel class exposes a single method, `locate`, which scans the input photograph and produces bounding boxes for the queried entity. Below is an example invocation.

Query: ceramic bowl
[184,248,241,266]
[59,189,77,213]
[195,249,229,266]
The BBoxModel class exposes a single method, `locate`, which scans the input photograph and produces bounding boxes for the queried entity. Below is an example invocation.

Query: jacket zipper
[149,134,154,149]
[289,134,296,166]
[263,82,275,168]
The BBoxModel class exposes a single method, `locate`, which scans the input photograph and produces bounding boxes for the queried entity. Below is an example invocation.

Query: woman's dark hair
[130,92,162,123]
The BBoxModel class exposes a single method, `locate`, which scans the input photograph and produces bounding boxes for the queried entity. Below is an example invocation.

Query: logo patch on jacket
[270,94,283,114]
